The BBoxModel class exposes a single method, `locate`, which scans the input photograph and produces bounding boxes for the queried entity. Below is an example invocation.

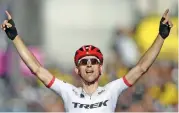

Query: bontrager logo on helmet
[74,45,103,66]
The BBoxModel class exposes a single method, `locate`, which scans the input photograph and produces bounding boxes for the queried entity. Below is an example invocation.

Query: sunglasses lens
[79,59,88,65]
[90,58,99,65]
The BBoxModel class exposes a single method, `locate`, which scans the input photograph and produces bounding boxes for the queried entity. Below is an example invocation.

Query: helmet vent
[79,47,83,51]
[97,50,101,53]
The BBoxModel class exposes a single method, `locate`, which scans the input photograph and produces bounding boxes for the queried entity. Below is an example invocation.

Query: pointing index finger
[162,9,169,18]
[162,9,170,24]
[5,10,12,20]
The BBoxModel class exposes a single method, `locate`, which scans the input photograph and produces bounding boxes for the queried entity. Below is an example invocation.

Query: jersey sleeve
[46,76,74,102]
[105,76,132,108]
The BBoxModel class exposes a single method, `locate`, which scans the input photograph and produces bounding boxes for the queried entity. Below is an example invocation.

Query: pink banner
[0,50,5,75]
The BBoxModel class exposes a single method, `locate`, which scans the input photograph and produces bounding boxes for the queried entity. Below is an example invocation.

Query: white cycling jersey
[48,76,131,113]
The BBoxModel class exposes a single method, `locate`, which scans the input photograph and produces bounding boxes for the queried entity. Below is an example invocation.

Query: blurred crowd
[0,0,178,112]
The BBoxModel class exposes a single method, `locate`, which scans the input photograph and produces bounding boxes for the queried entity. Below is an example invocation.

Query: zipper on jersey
[81,88,94,100]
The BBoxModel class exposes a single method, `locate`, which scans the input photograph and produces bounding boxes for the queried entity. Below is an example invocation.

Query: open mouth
[86,70,94,74]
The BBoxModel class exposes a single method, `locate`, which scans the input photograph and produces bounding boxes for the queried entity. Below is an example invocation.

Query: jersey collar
[81,86,105,96]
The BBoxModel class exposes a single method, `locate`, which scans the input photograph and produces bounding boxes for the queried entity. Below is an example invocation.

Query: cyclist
[1,9,173,112]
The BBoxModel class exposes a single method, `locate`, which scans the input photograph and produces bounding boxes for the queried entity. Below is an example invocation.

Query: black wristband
[5,19,18,40]
[159,17,171,39]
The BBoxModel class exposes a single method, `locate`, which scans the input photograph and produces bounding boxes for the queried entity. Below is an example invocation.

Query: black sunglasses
[78,58,100,66]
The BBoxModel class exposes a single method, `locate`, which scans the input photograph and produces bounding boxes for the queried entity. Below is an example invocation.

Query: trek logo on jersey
[72,100,109,109]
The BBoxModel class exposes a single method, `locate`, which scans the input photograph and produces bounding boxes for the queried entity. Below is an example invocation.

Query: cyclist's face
[76,56,101,82]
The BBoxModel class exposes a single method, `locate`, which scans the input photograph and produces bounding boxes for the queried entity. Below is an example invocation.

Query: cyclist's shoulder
[103,78,124,88]
[54,78,78,89]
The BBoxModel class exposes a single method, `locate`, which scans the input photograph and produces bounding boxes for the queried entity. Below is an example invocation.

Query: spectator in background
[108,26,141,80]
[112,27,140,69]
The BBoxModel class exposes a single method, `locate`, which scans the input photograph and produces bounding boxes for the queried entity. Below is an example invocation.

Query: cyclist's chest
[64,88,113,112]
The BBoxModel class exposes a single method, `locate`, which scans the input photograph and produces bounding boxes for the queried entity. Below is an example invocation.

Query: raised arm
[124,9,173,85]
[1,11,53,86]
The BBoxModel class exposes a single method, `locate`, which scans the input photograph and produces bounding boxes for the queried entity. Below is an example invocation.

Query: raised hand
[1,10,18,40]
[159,9,173,39]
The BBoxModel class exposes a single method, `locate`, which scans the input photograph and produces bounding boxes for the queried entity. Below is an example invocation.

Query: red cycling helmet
[74,45,103,66]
